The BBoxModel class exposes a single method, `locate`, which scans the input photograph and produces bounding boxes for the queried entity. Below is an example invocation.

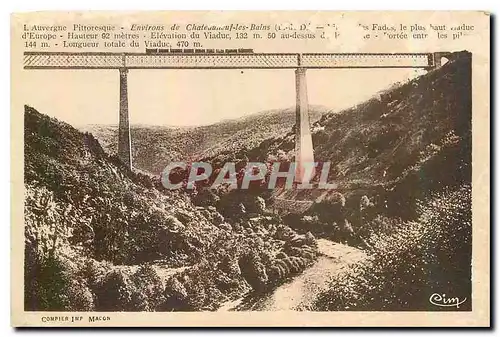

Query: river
[218,239,368,311]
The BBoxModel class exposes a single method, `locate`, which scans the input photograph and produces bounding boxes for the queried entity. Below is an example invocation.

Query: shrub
[24,185,71,263]
[63,279,95,311]
[25,255,70,311]
[95,270,134,311]
[163,276,189,310]
[309,192,346,224]
[238,253,268,291]
[129,265,164,311]
[162,262,229,311]
[24,254,95,311]
[356,214,403,240]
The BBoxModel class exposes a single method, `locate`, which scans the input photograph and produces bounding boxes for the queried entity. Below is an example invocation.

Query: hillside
[191,51,472,310]
[232,51,472,220]
[80,106,326,174]
[24,106,319,312]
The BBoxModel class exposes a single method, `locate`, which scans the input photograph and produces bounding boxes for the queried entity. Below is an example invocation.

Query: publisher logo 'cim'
[429,293,467,309]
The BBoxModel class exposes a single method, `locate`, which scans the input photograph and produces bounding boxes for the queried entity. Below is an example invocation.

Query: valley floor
[218,239,368,311]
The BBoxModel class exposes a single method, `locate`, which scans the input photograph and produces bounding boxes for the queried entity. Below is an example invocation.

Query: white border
[3,1,496,336]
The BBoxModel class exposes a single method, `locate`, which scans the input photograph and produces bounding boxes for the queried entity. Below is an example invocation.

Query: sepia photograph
[10,11,490,327]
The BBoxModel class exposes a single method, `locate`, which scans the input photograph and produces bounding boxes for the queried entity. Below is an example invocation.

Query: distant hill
[79,106,327,175]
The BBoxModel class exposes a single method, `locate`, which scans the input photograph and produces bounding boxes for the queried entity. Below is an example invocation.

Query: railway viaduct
[23,50,448,184]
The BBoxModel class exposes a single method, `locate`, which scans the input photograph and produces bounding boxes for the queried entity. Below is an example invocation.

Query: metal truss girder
[23,52,433,69]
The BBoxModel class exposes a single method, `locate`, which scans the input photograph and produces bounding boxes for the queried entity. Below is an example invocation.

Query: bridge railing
[23,52,434,69]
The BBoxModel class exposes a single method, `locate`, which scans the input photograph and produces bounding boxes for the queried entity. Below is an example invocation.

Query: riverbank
[218,239,368,311]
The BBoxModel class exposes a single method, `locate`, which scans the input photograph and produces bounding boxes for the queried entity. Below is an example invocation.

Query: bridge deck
[23,52,433,69]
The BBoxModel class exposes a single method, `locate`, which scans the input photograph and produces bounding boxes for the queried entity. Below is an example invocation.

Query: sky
[20,67,426,127]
